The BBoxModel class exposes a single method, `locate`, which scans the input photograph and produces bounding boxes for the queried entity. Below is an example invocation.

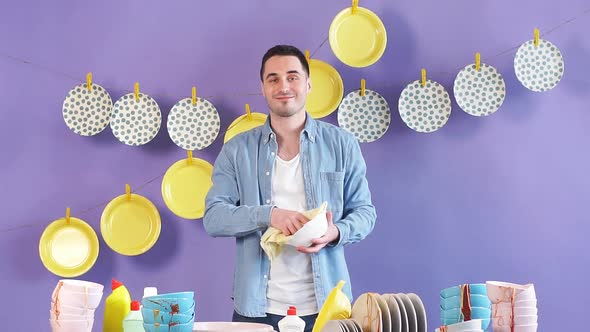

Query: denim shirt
[203,114,376,317]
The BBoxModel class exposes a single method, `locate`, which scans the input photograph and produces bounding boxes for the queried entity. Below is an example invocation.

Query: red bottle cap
[130,300,140,311]
[287,306,297,315]
[111,278,123,291]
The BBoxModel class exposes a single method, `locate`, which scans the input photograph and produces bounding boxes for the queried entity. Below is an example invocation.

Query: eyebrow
[264,70,302,80]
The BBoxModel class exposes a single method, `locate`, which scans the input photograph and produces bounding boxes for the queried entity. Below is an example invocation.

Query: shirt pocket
[319,171,345,220]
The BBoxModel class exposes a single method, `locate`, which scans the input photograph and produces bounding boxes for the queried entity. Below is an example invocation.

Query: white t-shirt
[266,154,318,316]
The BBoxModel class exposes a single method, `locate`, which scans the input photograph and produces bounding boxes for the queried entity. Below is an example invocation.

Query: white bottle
[278,306,305,332]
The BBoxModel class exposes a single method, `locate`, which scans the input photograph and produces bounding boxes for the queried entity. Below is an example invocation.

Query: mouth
[274,95,294,101]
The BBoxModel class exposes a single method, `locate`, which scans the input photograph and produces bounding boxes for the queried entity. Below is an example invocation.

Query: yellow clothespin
[192,86,197,105]
[475,52,481,71]
[134,82,140,101]
[245,103,252,121]
[187,150,193,164]
[125,184,132,201]
[360,79,366,96]
[65,207,71,224]
[86,72,92,91]
[352,0,359,14]
[421,68,427,87]
[534,28,540,47]
[305,50,310,62]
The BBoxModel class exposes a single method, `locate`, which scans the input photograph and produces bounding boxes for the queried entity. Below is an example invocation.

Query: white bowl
[50,303,96,316]
[50,310,94,320]
[193,322,274,331]
[486,281,536,303]
[51,289,102,309]
[49,318,93,332]
[445,319,483,332]
[287,202,328,247]
[514,324,538,332]
[492,304,538,316]
[53,280,104,296]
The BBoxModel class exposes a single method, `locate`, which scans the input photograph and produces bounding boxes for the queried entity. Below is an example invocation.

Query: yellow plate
[39,217,99,277]
[224,112,267,143]
[162,157,214,219]
[100,193,161,256]
[306,59,344,119]
[329,6,387,68]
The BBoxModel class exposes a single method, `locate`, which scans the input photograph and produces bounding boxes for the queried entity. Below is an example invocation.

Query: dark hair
[260,45,310,81]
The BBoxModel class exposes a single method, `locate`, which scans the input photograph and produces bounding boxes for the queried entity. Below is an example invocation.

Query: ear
[260,81,266,97]
[306,77,312,94]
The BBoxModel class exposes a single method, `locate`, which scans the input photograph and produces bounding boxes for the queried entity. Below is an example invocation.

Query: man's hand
[270,208,310,236]
[297,211,339,254]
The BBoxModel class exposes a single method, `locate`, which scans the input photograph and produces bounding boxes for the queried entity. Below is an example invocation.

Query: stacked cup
[49,280,104,332]
[486,281,537,332]
[142,291,195,332]
[435,319,484,332]
[440,283,491,331]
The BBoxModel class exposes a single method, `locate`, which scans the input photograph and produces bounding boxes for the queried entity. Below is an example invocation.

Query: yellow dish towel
[260,202,327,261]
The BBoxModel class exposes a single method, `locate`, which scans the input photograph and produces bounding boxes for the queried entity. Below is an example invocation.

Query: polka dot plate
[111,93,162,146]
[338,89,390,142]
[514,39,564,92]
[62,83,113,136]
[167,97,221,150]
[399,80,451,133]
[454,63,506,117]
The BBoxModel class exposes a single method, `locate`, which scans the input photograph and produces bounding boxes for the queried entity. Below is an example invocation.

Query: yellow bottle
[103,278,132,332]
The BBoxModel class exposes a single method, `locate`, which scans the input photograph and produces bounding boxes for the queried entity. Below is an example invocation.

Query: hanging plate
[100,190,161,255]
[338,89,390,142]
[329,6,387,68]
[162,157,214,219]
[224,112,267,143]
[111,93,162,146]
[306,59,344,119]
[167,97,221,150]
[514,39,564,92]
[39,216,99,277]
[62,83,113,136]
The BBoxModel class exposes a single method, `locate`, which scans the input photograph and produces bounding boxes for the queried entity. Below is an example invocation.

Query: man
[203,45,376,332]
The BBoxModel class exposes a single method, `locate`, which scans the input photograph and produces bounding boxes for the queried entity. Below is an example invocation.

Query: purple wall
[1,0,588,330]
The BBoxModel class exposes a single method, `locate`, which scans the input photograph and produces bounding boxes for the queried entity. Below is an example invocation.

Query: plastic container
[278,306,305,332]
[103,279,132,332]
[123,300,143,332]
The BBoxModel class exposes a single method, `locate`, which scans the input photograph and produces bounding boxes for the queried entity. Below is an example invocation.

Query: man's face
[261,55,311,118]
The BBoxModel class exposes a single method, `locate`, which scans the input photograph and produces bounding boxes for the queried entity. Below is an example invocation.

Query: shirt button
[266,171,270,176]
[263,275,268,279]
[271,152,275,156]
[266,199,270,204]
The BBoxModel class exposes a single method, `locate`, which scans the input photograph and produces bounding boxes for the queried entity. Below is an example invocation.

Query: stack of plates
[347,292,427,332]
[321,319,362,332]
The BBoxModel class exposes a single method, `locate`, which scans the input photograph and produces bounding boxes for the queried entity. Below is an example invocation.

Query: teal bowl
[441,307,491,320]
[141,307,195,324]
[142,298,195,313]
[143,320,194,332]
[440,284,487,298]
[440,294,491,309]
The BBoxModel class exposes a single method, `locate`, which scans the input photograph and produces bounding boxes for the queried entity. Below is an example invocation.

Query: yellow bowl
[313,280,351,332]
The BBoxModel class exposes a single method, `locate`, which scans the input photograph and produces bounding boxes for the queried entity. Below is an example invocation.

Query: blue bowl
[143,320,194,332]
[144,292,194,300]
[141,307,195,324]
[439,294,491,309]
[440,318,490,330]
[440,284,487,298]
[142,298,195,313]
[441,307,491,320]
